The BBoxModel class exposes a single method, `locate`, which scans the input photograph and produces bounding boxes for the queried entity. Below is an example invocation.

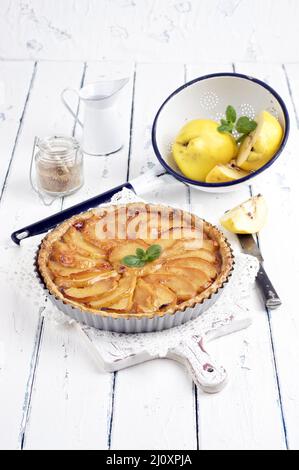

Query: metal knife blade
[237,234,281,309]
[237,234,264,263]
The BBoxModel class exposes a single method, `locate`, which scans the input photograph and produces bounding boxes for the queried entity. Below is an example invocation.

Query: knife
[237,234,281,309]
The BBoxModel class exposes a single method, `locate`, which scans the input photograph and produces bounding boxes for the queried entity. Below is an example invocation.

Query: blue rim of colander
[151,72,290,188]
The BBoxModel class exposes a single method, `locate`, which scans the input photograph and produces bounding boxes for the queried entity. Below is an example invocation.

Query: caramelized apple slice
[133,278,176,312]
[170,249,216,263]
[55,270,119,289]
[51,241,99,269]
[126,208,149,239]
[81,215,116,248]
[152,282,177,310]
[47,260,89,277]
[165,238,218,253]
[132,279,156,313]
[88,288,124,309]
[109,240,149,265]
[202,239,219,252]
[161,226,202,240]
[138,258,163,276]
[94,209,119,240]
[69,263,112,279]
[88,274,137,308]
[63,227,106,258]
[145,238,176,250]
[165,258,218,279]
[162,266,210,292]
[162,240,216,263]
[144,274,196,301]
[105,294,134,311]
[64,277,117,301]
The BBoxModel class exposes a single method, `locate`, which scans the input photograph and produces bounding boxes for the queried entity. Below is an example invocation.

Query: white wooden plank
[1,0,299,64]
[0,61,35,195]
[0,62,84,244]
[111,63,197,450]
[233,61,299,450]
[0,61,86,450]
[185,63,286,449]
[22,61,134,450]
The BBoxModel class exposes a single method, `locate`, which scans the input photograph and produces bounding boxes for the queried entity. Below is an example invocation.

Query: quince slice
[171,249,216,263]
[54,270,118,289]
[106,295,132,311]
[145,238,177,250]
[236,111,283,171]
[152,283,177,310]
[144,274,196,301]
[165,257,218,279]
[51,241,99,269]
[64,277,117,301]
[63,227,106,258]
[47,261,90,277]
[161,226,202,241]
[162,266,210,292]
[88,274,137,308]
[220,194,268,234]
[205,164,248,183]
[133,278,156,312]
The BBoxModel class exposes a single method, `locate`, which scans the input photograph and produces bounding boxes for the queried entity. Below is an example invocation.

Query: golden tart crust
[37,203,234,319]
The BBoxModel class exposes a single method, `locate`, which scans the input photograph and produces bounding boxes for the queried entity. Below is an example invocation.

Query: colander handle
[11,182,134,244]
[11,167,167,244]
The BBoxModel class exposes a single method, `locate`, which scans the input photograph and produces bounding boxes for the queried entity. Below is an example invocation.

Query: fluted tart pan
[36,203,234,333]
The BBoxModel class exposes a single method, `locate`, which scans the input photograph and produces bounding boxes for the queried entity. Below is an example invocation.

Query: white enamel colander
[152,72,289,193]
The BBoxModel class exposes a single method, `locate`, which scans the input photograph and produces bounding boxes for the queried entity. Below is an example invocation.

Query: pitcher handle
[61,88,83,128]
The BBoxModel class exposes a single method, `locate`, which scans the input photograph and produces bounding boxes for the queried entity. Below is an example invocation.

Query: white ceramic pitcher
[61,78,129,155]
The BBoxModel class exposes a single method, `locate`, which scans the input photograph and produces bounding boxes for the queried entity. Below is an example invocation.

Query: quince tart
[37,203,233,324]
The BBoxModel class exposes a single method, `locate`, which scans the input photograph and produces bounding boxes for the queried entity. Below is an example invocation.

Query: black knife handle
[11,182,133,245]
[256,263,282,309]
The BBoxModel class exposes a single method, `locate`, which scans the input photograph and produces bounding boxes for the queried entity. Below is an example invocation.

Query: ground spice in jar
[35,136,84,196]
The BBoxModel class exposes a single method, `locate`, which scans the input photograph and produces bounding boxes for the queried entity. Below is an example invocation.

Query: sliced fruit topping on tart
[63,227,106,258]
[38,203,233,316]
[164,257,218,279]
[51,241,101,269]
[54,270,119,289]
[88,274,137,309]
[161,266,210,292]
[63,277,117,301]
[143,274,196,301]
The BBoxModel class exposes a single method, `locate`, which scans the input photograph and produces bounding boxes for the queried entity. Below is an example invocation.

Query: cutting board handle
[168,337,227,393]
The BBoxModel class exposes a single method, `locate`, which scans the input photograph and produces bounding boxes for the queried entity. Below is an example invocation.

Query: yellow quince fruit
[237,111,283,172]
[173,119,237,181]
[220,194,268,234]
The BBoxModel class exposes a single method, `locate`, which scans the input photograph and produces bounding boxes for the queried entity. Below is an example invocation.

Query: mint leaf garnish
[122,244,162,267]
[218,105,257,141]
[236,116,257,134]
[122,255,146,267]
[144,244,162,261]
[226,105,237,124]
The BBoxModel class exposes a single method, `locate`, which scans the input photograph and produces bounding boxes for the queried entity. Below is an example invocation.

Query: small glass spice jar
[33,135,84,197]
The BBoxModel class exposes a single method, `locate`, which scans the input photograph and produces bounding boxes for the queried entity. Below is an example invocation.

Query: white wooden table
[0,59,298,450]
